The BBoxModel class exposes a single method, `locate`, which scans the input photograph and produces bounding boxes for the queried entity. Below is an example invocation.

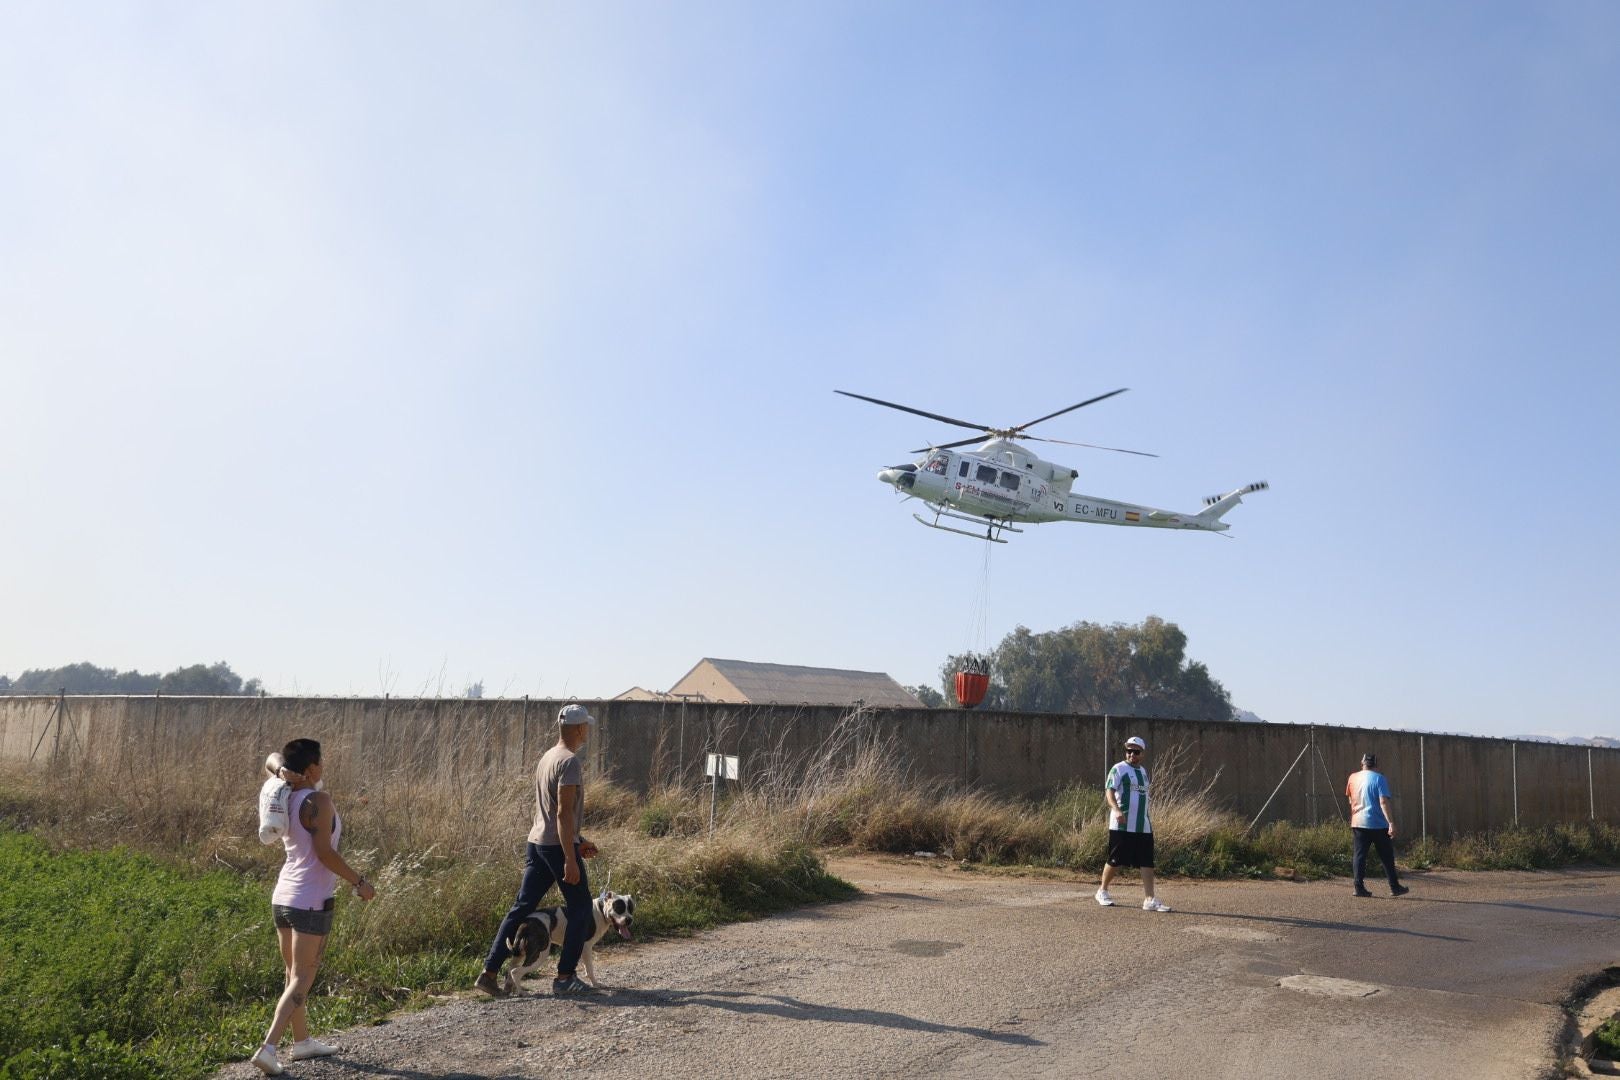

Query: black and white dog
[503,890,636,994]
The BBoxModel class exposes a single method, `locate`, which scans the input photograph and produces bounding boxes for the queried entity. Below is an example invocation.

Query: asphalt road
[217,858,1620,1079]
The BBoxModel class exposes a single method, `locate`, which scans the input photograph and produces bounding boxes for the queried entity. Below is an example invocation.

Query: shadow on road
[604,987,1044,1046]
[1178,909,1470,942]
[1409,896,1620,921]
[268,1063,528,1080]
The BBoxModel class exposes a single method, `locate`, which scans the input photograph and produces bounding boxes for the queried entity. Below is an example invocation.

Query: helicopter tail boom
[1195,481,1271,526]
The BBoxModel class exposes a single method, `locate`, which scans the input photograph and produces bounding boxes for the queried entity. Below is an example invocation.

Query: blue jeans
[484,842,592,978]
[1352,827,1401,890]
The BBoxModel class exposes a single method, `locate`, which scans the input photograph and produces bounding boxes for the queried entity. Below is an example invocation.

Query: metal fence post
[1419,735,1427,844]
[1103,715,1109,779]
[1590,748,1596,821]
[1511,742,1518,828]
[1309,725,1317,825]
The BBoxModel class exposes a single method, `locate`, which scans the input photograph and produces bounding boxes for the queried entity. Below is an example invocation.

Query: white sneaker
[249,1044,285,1075]
[1095,889,1114,907]
[287,1037,339,1060]
[1142,897,1172,912]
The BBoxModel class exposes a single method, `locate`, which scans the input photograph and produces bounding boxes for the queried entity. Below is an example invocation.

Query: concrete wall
[2,694,1615,837]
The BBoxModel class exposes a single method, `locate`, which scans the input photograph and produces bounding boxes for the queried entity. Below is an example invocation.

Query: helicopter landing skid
[913,506,1022,544]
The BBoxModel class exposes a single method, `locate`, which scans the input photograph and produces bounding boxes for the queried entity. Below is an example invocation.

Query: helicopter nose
[878,465,917,490]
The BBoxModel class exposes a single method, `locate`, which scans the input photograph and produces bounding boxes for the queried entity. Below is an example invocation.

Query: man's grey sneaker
[249,1044,284,1076]
[1095,889,1114,907]
[1142,897,1172,912]
[474,970,509,998]
[552,975,599,995]
[287,1037,338,1061]
[1353,887,1374,897]
[1391,884,1410,897]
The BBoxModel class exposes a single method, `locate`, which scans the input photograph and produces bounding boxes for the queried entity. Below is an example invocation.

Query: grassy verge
[6,709,1620,1079]
[0,820,852,1080]
[0,755,854,1080]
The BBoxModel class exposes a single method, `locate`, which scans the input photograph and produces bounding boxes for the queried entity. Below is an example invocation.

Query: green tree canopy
[939,616,1233,720]
[906,684,945,708]
[1,661,263,696]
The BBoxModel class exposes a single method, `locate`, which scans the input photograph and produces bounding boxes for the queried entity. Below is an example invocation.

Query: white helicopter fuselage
[879,439,1262,537]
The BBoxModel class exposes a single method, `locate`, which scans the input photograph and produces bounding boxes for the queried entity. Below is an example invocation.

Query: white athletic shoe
[1095,889,1114,907]
[249,1044,285,1075]
[1142,897,1172,912]
[287,1037,339,1060]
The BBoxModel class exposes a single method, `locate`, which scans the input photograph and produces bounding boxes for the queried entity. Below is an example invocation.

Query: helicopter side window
[975,464,998,484]
[999,470,1021,491]
[958,461,970,478]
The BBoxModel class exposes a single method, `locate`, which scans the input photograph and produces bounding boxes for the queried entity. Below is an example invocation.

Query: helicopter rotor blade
[1021,435,1160,458]
[834,390,990,433]
[1011,388,1129,433]
[910,435,993,454]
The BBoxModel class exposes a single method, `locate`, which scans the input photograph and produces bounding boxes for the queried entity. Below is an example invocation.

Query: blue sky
[3,3,1616,738]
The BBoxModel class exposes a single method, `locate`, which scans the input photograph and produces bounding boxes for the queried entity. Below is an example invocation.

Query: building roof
[666,658,922,708]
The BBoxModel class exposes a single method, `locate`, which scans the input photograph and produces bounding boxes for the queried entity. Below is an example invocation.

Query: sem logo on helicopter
[837,388,1268,544]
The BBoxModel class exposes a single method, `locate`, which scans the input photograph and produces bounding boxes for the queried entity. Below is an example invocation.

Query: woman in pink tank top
[250,739,377,1077]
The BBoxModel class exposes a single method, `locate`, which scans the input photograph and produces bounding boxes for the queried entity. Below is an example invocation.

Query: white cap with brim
[1125,736,1146,750]
[558,704,597,726]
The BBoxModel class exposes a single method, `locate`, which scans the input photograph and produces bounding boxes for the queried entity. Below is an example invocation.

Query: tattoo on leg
[290,990,307,1008]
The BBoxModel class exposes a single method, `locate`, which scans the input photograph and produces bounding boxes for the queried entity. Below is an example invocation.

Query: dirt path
[216,858,1620,1079]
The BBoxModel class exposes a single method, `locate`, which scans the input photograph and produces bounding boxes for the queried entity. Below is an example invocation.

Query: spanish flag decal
[1125,511,1140,522]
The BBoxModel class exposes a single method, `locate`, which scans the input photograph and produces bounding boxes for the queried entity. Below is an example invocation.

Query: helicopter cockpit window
[975,464,998,484]
[924,453,949,475]
[999,470,1021,491]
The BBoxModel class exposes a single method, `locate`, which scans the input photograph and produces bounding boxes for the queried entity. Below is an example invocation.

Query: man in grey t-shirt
[476,704,601,996]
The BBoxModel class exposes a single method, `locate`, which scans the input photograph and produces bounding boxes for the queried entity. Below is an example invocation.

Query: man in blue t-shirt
[1346,752,1409,898]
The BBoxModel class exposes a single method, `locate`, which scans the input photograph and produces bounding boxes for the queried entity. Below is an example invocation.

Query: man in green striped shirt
[1096,737,1170,912]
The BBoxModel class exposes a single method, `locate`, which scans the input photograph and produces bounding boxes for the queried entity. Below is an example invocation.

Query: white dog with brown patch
[503,891,636,994]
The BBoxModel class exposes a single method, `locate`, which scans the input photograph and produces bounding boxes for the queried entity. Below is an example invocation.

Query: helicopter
[837,388,1268,543]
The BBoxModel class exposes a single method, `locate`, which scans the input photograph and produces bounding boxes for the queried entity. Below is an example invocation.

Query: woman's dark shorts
[273,897,335,936]
[1106,829,1155,868]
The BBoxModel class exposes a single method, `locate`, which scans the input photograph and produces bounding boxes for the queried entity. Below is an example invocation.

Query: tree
[906,684,944,708]
[0,661,263,695]
[159,662,246,695]
[937,616,1233,720]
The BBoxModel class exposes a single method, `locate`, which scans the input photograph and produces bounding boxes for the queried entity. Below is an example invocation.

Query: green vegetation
[0,660,262,696]
[1408,821,1620,872]
[940,616,1233,720]
[1594,1015,1620,1062]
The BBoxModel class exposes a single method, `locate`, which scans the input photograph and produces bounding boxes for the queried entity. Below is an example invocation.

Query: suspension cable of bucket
[954,539,995,709]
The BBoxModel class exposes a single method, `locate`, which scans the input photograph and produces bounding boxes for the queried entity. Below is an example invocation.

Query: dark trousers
[1352,827,1401,890]
[484,842,592,978]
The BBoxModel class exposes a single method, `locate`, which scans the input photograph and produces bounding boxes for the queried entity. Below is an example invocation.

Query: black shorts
[1106,830,1155,868]
[273,897,335,935]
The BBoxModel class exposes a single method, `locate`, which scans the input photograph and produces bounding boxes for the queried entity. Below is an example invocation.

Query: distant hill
[1510,734,1620,747]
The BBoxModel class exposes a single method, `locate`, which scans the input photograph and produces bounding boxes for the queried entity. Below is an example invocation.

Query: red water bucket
[954,671,989,709]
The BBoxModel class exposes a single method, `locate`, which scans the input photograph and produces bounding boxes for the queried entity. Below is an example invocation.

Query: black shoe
[1353,887,1374,898]
[552,976,599,996]
[1391,884,1410,897]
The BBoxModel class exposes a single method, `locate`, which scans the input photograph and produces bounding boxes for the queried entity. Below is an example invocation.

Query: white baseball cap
[1124,737,1146,751]
[558,704,596,726]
